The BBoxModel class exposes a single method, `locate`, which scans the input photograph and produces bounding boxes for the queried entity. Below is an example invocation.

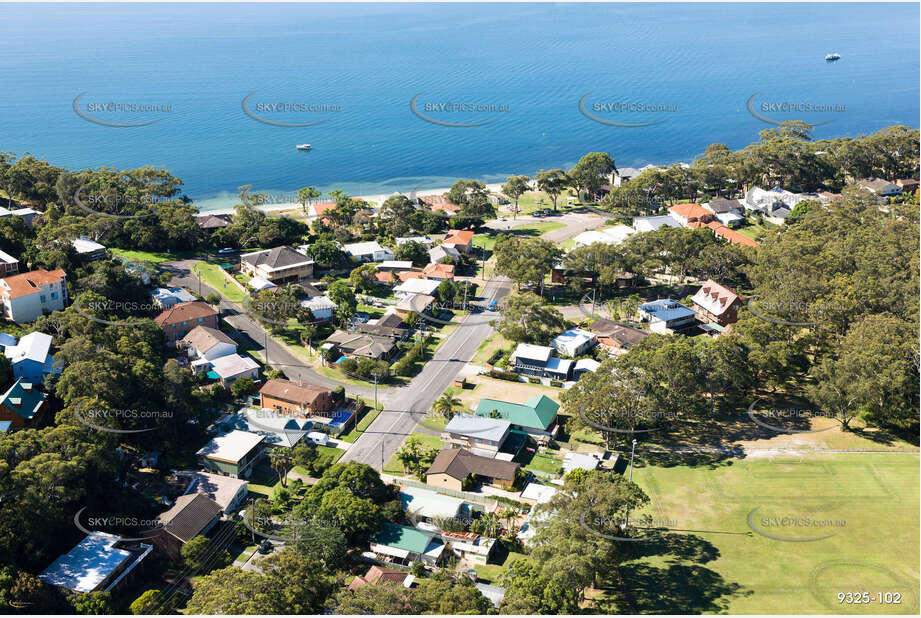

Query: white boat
[825,53,841,62]
[296,144,311,150]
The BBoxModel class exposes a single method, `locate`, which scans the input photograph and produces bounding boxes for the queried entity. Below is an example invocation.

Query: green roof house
[474,395,559,437]
[369,522,445,567]
[0,378,49,430]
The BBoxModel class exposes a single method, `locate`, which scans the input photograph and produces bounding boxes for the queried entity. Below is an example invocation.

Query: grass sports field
[597,450,919,614]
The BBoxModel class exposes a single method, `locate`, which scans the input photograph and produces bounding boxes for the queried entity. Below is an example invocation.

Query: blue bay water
[0,2,918,210]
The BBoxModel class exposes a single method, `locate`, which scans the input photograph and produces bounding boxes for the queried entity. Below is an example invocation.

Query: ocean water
[1,2,918,210]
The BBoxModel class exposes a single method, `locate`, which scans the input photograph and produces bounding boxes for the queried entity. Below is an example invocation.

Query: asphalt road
[340,275,513,468]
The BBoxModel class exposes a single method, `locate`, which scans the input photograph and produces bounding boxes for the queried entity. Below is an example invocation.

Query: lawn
[472,221,566,251]
[246,463,282,497]
[520,449,563,476]
[475,548,529,584]
[471,332,513,366]
[592,450,920,614]
[504,189,583,216]
[109,247,194,263]
[192,261,248,303]
[339,406,383,443]
[383,432,444,475]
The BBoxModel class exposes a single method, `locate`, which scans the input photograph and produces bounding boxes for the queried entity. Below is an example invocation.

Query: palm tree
[395,436,423,475]
[297,186,321,215]
[433,393,463,421]
[268,450,291,487]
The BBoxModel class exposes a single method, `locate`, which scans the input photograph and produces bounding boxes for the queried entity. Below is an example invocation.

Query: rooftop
[172,470,248,512]
[155,493,222,542]
[512,343,552,363]
[259,378,331,406]
[639,299,698,322]
[197,430,264,463]
[371,522,439,554]
[241,246,314,271]
[427,448,520,481]
[394,278,441,296]
[0,378,47,420]
[4,330,53,364]
[444,413,511,443]
[343,241,389,256]
[38,532,140,593]
[209,353,259,379]
[181,325,236,354]
[154,301,217,327]
[220,407,311,449]
[0,269,66,299]
[474,395,560,431]
[691,279,741,316]
[400,486,466,520]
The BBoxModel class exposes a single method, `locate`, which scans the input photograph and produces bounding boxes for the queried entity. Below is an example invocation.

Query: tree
[393,240,429,266]
[333,581,412,614]
[268,449,292,487]
[230,376,255,398]
[494,292,566,344]
[308,239,345,267]
[297,186,321,213]
[535,169,569,211]
[70,591,114,615]
[327,280,357,323]
[433,393,463,421]
[568,152,616,201]
[447,179,495,227]
[289,516,348,567]
[181,536,231,574]
[129,589,160,615]
[502,175,531,218]
[204,293,221,305]
[493,236,562,293]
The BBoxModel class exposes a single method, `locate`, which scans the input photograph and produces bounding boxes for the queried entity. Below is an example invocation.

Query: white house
[571,225,635,248]
[39,532,152,594]
[638,299,698,334]
[632,215,681,233]
[0,269,68,323]
[428,244,461,264]
[301,295,336,322]
[743,187,810,216]
[71,237,107,261]
[0,250,19,276]
[3,331,60,383]
[396,236,434,247]
[0,206,42,227]
[857,178,902,198]
[181,325,237,361]
[151,287,196,309]
[550,328,597,357]
[343,241,394,263]
[716,212,745,227]
[393,278,440,301]
[208,354,260,388]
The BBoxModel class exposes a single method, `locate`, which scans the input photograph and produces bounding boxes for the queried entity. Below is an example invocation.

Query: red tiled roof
[712,225,759,248]
[259,378,330,406]
[397,270,424,282]
[311,202,337,215]
[444,229,474,245]
[692,279,741,316]
[375,271,396,284]
[154,301,217,327]
[422,263,455,279]
[0,269,66,299]
[668,202,712,222]
[419,195,460,213]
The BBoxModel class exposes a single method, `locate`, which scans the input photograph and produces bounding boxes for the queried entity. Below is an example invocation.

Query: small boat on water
[296,144,311,151]
[825,53,841,62]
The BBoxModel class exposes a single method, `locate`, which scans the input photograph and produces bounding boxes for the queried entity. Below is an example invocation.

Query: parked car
[218,247,235,254]
[258,540,274,554]
[488,300,498,312]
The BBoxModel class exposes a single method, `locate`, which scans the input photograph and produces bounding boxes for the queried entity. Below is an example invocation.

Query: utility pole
[264,331,269,367]
[625,438,638,529]
[373,373,378,409]
[380,440,384,471]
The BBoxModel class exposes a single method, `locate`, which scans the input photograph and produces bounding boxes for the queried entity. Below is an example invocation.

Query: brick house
[154,301,218,343]
[258,378,333,417]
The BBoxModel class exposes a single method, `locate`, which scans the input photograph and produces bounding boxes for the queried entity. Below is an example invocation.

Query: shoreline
[197,181,509,217]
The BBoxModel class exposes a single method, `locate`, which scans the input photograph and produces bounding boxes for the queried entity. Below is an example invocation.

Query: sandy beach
[197,182,508,217]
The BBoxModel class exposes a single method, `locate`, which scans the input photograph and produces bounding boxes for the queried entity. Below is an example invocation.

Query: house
[247,277,277,293]
[743,186,810,216]
[691,280,742,326]
[369,522,446,567]
[589,318,648,354]
[307,202,338,220]
[0,378,50,430]
[572,225,635,248]
[240,246,315,284]
[218,407,310,449]
[857,178,902,197]
[428,244,461,264]
[154,301,218,342]
[510,343,572,381]
[638,299,698,333]
[632,215,681,233]
[195,214,233,231]
[395,293,435,318]
[197,430,264,478]
[426,448,520,491]
[169,470,249,513]
[208,354,260,387]
[611,165,659,186]
[442,414,511,453]
[550,328,597,357]
[151,287,196,309]
[0,250,19,276]
[393,278,441,301]
[357,311,411,339]
[474,395,559,437]
[894,178,919,193]
[422,262,455,281]
[442,230,475,253]
[181,325,237,360]
[396,236,434,247]
[667,203,714,227]
[400,486,469,523]
[715,211,745,227]
[418,194,460,215]
[702,198,742,215]
[301,295,336,322]
[378,260,414,271]
[325,330,398,360]
[704,221,759,248]
[0,269,68,323]
[519,482,558,506]
[145,493,222,559]
[4,331,60,383]
[348,566,414,591]
[343,241,394,263]
[259,378,333,416]
[39,532,152,594]
[0,206,43,227]
[442,530,497,566]
[71,237,107,261]
[562,452,601,475]
[573,358,600,378]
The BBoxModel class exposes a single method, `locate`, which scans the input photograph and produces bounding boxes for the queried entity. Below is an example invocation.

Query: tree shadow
[635,450,740,470]
[603,562,751,614]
